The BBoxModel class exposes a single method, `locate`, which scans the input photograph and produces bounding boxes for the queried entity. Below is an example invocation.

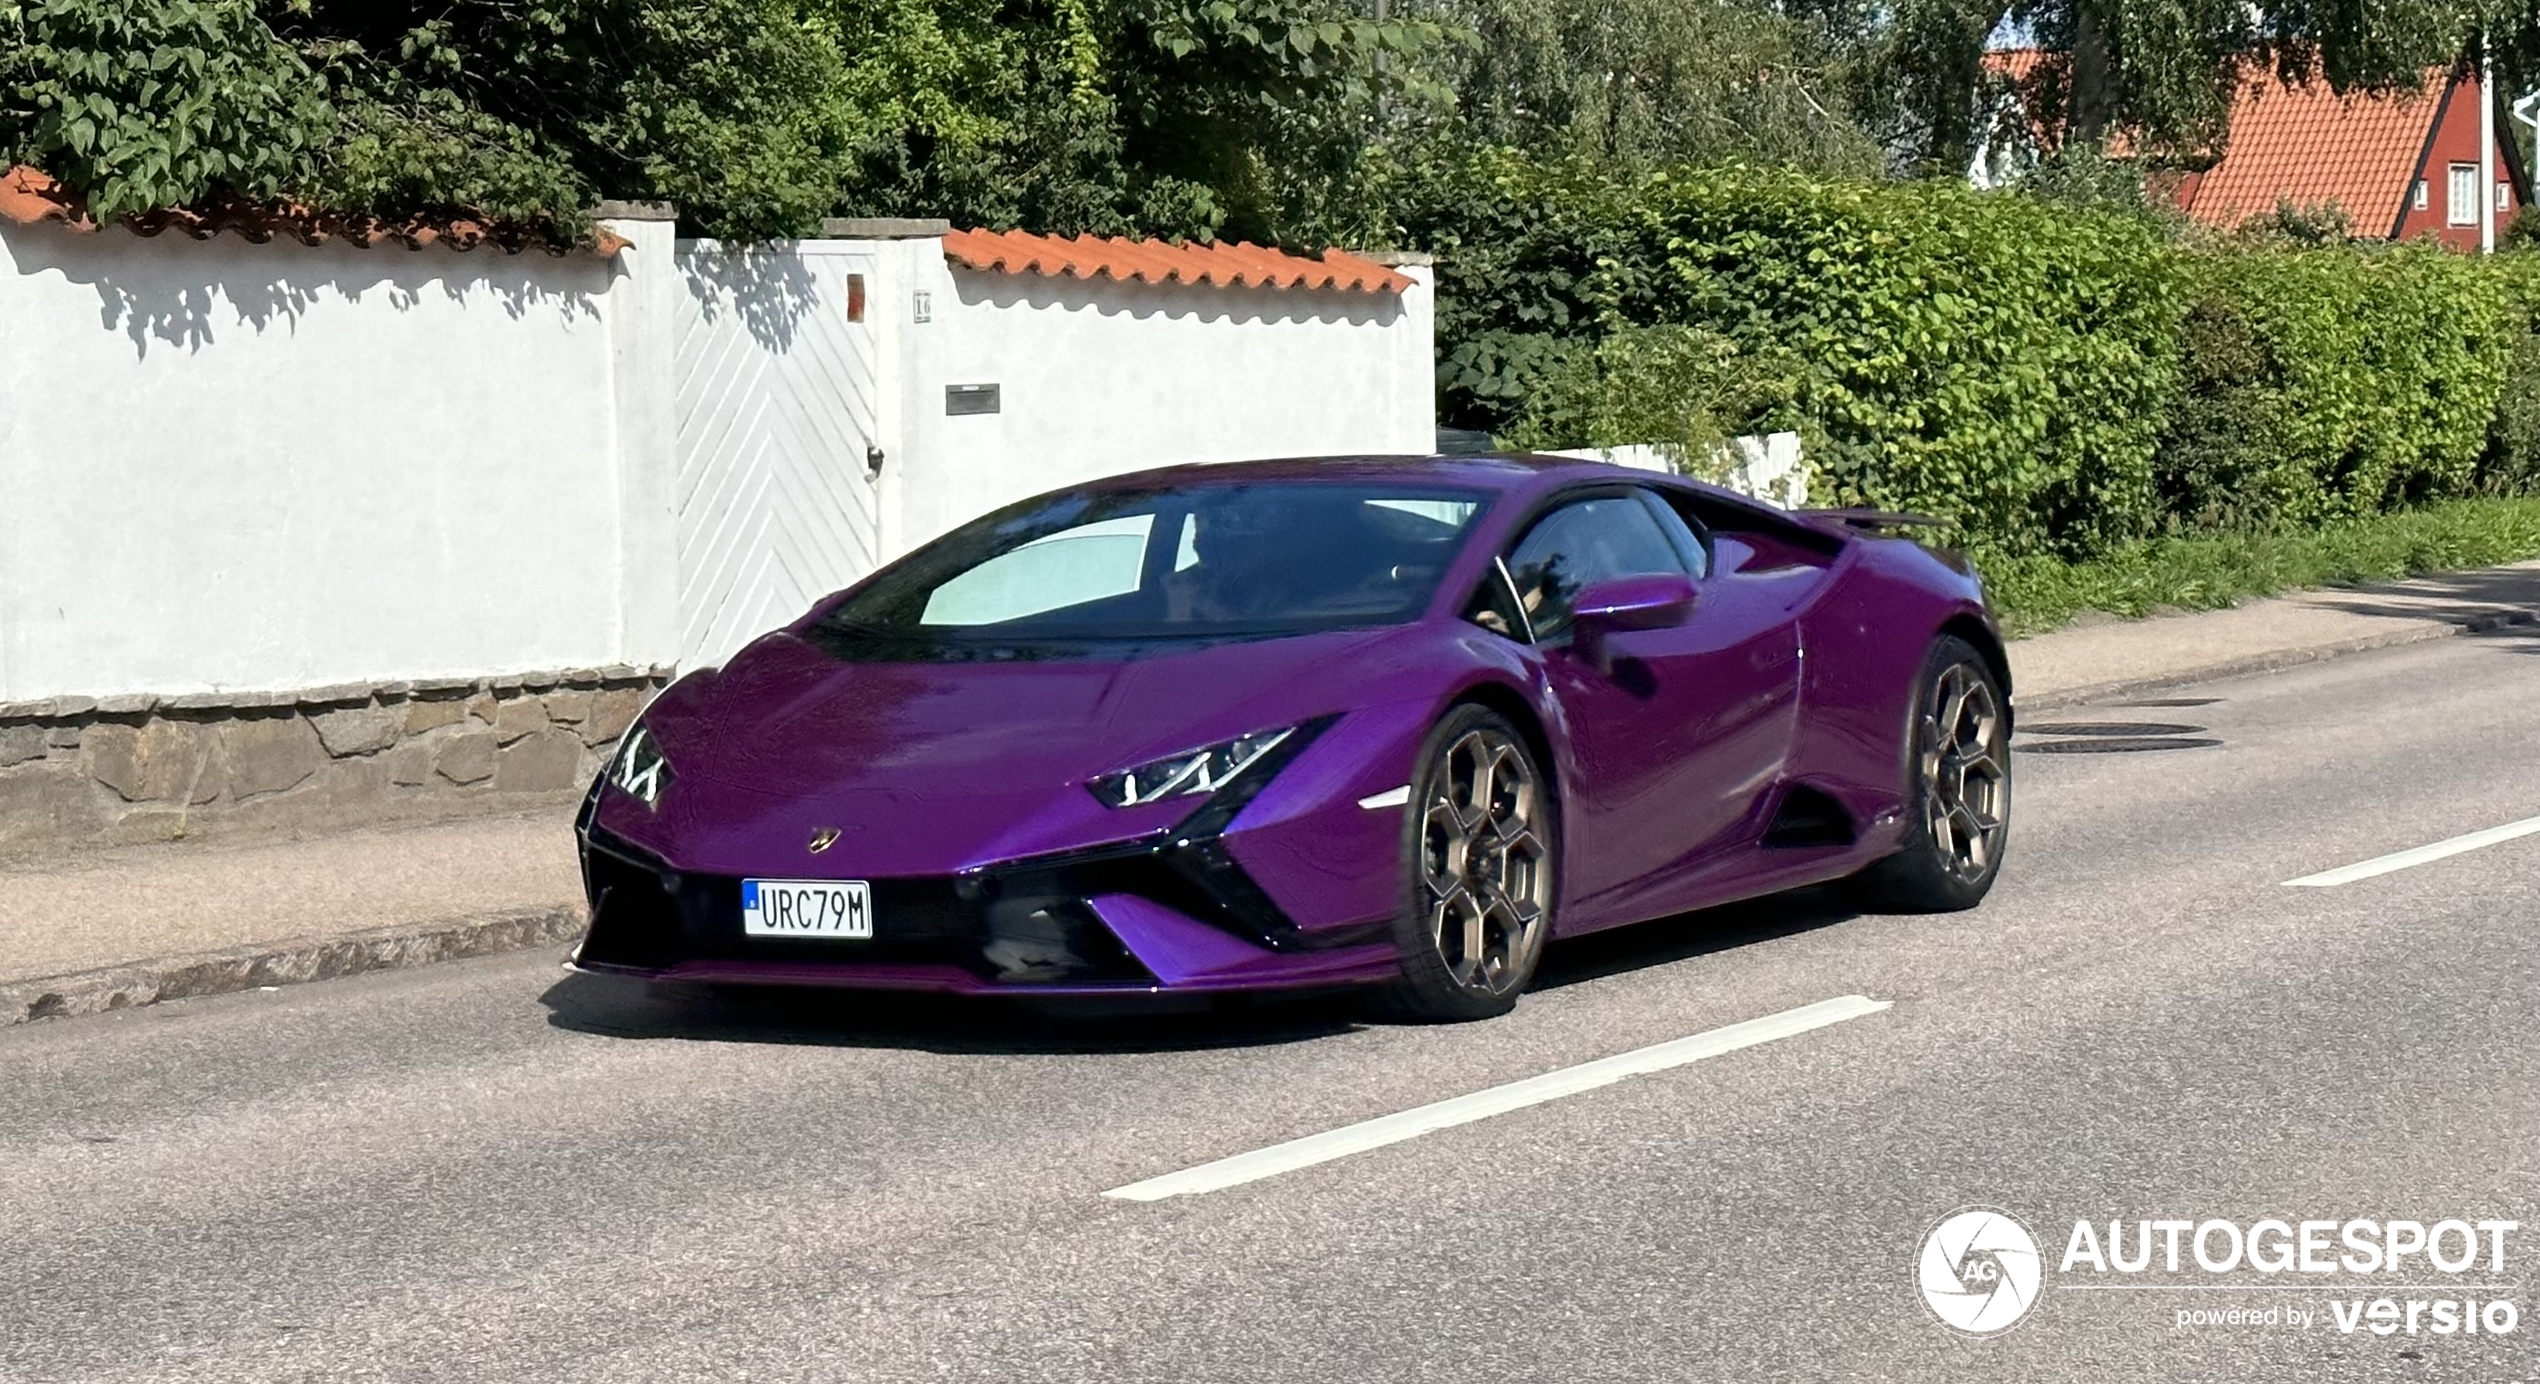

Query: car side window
[1503,495,1689,642]
[1637,490,1712,580]
[1460,560,1529,640]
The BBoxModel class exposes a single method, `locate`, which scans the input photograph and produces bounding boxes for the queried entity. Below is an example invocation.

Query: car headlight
[1090,726,1295,808]
[608,724,675,809]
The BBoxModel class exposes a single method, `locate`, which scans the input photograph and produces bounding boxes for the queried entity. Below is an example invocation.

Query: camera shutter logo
[1917,1207,2044,1335]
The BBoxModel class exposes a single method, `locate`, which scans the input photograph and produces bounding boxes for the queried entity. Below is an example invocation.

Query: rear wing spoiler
[1803,507,1948,534]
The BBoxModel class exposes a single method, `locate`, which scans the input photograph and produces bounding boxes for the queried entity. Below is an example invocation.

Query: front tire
[1855,636,2011,912]
[1382,706,1559,1022]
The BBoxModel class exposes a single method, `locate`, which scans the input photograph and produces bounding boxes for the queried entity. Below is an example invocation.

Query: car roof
[1071,453,1640,495]
[1058,454,1856,558]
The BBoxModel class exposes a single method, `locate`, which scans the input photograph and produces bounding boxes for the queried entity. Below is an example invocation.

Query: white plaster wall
[603,217,686,674]
[0,220,1433,699]
[888,255,1435,556]
[1544,433,1809,508]
[0,218,680,700]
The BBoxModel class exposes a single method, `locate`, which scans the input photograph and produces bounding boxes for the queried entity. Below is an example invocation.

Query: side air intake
[1762,785,1857,849]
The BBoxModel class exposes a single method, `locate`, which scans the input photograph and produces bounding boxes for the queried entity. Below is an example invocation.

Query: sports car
[571,454,2011,1021]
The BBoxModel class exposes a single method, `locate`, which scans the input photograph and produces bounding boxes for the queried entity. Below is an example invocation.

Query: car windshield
[812,481,1486,655]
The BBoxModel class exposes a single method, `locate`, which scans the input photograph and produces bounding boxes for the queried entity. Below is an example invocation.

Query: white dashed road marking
[1102,994,1892,1202]
[2283,814,2540,888]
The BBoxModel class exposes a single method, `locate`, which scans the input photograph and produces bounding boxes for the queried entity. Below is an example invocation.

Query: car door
[1498,488,1802,923]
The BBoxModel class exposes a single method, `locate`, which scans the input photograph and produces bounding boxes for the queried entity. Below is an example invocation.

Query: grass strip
[1981,496,2540,638]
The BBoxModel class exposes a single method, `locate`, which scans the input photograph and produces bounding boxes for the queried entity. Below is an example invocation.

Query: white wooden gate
[672,242,885,668]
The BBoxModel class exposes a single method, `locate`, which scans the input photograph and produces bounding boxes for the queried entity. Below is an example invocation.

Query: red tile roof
[2179,71,2448,229]
[943,228,1413,294]
[0,165,629,256]
[1978,48,2074,152]
[0,165,85,228]
[1976,51,2460,232]
[1983,47,2049,85]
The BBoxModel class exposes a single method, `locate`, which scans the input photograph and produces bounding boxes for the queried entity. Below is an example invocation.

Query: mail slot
[945,384,1001,416]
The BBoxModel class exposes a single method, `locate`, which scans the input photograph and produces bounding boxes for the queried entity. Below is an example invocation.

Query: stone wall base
[0,668,669,858]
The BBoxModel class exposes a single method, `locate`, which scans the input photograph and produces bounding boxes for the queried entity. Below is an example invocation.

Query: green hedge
[1634,170,2185,557]
[1403,152,2540,561]
[2492,328,2540,496]
[2161,247,2526,531]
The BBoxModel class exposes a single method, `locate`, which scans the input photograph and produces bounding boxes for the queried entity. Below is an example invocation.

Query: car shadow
[1533,884,1860,992]
[539,885,1865,1053]
[2300,568,2540,656]
[539,969,1374,1055]
[2461,620,2540,656]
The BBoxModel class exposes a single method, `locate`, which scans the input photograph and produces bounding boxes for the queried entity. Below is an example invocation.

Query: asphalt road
[7,627,2540,1383]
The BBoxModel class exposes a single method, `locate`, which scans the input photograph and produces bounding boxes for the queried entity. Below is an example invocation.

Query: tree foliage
[837,0,1455,243]
[0,0,325,218]
[2,0,2525,248]
[1794,0,2536,174]
[0,0,1455,240]
[1407,0,1879,176]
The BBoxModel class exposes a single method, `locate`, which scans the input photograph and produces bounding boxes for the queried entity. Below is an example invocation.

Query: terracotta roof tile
[0,164,86,229]
[1980,47,2145,155]
[2181,71,2447,229]
[1978,51,2456,230]
[1983,47,2048,85]
[0,165,629,257]
[943,227,1413,294]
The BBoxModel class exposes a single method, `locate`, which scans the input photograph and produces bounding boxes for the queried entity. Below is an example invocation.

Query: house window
[2415,180,2429,211]
[2504,182,2517,213]
[2447,163,2478,226]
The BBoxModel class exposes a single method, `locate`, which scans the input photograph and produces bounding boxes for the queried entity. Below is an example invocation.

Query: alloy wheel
[1920,664,2007,884]
[1420,728,1551,996]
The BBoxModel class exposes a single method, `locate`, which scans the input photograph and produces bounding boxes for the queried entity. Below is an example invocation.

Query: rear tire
[1381,705,1559,1023]
[1854,636,2010,912]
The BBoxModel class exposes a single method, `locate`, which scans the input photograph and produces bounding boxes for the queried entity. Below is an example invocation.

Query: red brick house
[1980,52,2533,248]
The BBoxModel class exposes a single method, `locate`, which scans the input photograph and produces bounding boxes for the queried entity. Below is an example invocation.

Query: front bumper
[569,825,1400,997]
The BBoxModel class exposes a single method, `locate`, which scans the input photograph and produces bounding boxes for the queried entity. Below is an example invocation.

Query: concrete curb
[0,905,581,1027]
[2017,608,2540,713]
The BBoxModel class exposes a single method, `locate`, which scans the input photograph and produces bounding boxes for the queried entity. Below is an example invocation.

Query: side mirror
[1566,573,1698,670]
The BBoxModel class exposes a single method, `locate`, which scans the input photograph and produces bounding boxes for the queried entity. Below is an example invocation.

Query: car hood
[605,625,1437,876]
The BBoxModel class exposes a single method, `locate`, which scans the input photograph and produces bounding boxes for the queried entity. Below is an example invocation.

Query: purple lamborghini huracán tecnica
[572,454,2011,1021]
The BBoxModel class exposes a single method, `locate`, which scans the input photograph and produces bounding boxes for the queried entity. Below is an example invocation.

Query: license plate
[741,878,873,939]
